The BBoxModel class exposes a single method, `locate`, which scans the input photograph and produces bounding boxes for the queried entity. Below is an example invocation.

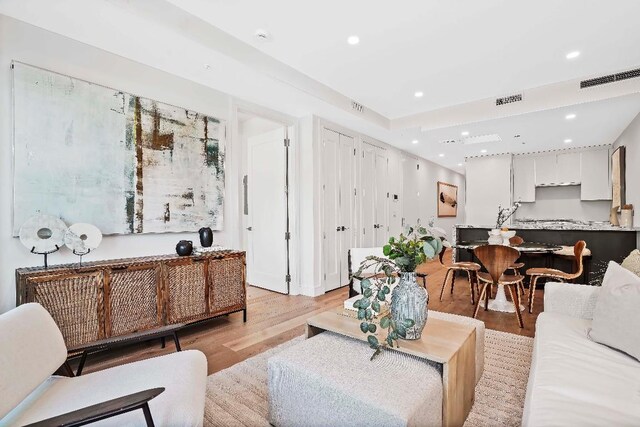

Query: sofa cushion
[589,261,640,360]
[1,350,208,427]
[522,312,640,426]
[0,303,67,419]
[621,249,640,277]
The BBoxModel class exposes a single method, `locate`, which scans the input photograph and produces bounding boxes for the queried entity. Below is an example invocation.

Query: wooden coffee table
[306,309,476,427]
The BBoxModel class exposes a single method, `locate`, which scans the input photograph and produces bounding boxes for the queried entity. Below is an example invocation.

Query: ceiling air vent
[438,139,457,144]
[351,101,364,113]
[580,67,640,88]
[495,93,523,106]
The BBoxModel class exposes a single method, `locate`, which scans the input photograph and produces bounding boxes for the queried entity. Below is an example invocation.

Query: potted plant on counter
[489,201,522,245]
[353,222,449,359]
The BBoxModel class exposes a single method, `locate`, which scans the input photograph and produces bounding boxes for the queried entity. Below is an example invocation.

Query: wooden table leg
[442,328,476,427]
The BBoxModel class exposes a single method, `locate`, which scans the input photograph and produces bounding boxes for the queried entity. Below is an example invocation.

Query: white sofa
[0,303,208,426]
[522,282,640,426]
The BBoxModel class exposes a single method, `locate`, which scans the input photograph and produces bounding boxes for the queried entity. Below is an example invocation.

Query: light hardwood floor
[81,250,543,376]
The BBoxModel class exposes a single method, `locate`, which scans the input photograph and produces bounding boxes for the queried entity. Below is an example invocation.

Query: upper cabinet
[513,156,535,202]
[534,152,581,186]
[580,148,611,200]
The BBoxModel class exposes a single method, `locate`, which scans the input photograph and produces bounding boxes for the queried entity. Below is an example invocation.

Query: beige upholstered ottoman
[268,331,443,427]
[428,310,485,384]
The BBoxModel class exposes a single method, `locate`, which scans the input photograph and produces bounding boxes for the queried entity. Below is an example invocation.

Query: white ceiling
[414,93,640,169]
[168,0,640,118]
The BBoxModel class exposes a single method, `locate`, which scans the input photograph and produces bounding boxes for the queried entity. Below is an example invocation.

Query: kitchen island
[454,220,638,284]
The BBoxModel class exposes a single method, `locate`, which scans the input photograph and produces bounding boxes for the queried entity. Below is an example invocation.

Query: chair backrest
[473,245,520,283]
[568,240,587,279]
[509,236,524,246]
[348,247,386,276]
[0,303,67,418]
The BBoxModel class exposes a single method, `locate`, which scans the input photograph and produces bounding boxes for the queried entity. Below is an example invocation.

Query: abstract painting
[437,181,458,217]
[12,62,225,236]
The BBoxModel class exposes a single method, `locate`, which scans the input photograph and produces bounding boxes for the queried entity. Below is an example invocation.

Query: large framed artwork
[12,62,225,236]
[611,146,626,211]
[437,181,458,217]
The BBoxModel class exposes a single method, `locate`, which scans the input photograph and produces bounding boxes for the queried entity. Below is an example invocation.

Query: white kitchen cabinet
[556,152,581,184]
[580,148,611,200]
[512,155,536,202]
[534,153,558,186]
[465,155,512,225]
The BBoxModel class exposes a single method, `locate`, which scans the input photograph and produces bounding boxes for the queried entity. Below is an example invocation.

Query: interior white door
[338,133,355,285]
[246,127,287,293]
[374,147,389,245]
[402,156,419,229]
[322,128,341,290]
[361,142,376,247]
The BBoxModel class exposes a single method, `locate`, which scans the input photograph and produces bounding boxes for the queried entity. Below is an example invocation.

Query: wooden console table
[16,251,246,349]
[306,309,476,427]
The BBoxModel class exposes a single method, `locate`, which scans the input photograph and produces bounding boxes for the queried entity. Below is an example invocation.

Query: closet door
[322,128,341,289]
[374,148,389,246]
[338,134,355,285]
[361,142,376,247]
[402,155,419,229]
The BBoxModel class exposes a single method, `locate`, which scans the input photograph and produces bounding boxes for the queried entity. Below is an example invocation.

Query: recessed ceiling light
[414,91,424,98]
[438,153,445,157]
[255,29,271,41]
[203,64,212,70]
[565,113,576,120]
[347,35,360,45]
[461,131,469,136]
[481,149,487,153]
[412,139,419,144]
[564,138,573,144]
[566,51,580,59]
[457,163,463,167]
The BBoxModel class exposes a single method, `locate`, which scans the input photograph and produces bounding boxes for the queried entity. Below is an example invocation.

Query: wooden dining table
[454,241,562,313]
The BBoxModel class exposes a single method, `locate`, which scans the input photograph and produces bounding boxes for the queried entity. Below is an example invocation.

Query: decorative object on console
[64,223,102,265]
[353,223,448,358]
[488,201,521,244]
[500,229,516,246]
[176,240,194,256]
[437,181,458,217]
[12,62,226,236]
[19,213,68,267]
[620,204,634,229]
[610,206,620,226]
[487,228,502,245]
[621,249,640,277]
[611,145,626,212]
[199,227,214,247]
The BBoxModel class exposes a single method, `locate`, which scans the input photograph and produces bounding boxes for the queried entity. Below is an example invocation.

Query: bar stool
[438,247,481,305]
[526,240,587,313]
[473,245,525,328]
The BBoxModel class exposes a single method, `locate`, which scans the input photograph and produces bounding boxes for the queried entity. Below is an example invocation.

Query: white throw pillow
[621,249,640,277]
[589,261,640,361]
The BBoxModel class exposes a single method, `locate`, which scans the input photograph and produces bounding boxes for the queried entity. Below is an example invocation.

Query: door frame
[232,101,299,295]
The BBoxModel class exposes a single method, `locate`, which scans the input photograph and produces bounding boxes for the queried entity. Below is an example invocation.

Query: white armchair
[0,303,207,426]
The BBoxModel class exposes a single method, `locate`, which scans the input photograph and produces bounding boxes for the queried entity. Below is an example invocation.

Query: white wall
[465,155,512,226]
[0,16,238,313]
[613,111,640,247]
[515,186,611,221]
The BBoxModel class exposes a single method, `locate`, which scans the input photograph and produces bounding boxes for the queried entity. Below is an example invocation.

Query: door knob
[246,226,252,231]
[341,226,348,231]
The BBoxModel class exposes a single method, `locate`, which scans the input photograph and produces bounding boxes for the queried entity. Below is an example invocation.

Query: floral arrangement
[352,222,449,359]
[495,201,522,229]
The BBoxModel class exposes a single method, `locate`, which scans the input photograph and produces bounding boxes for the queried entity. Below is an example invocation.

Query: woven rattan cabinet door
[26,271,104,348]
[209,255,246,315]
[165,260,207,323]
[107,264,162,337]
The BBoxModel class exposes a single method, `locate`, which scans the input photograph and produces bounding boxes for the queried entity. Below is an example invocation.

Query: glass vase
[391,272,428,340]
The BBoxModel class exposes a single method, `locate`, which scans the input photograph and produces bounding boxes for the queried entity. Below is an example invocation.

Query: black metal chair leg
[243,309,247,322]
[76,351,88,376]
[142,402,156,427]
[172,332,182,352]
[160,336,166,349]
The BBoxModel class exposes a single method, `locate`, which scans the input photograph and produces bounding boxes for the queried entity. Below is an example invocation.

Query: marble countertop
[456,220,639,232]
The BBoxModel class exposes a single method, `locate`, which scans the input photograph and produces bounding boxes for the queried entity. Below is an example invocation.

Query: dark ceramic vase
[199,227,213,247]
[176,240,193,256]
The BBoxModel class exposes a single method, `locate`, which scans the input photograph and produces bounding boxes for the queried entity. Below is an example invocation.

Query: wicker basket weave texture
[30,272,103,348]
[167,262,207,323]
[109,267,160,336]
[210,257,245,312]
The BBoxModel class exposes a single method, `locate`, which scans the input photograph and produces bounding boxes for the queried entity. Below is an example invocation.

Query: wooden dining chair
[525,240,587,314]
[508,236,526,296]
[473,245,525,328]
[438,246,481,304]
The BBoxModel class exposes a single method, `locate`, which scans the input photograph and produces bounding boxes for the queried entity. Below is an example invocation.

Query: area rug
[204,329,534,426]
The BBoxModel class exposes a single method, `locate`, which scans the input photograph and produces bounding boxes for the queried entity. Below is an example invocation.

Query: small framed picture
[437,182,458,217]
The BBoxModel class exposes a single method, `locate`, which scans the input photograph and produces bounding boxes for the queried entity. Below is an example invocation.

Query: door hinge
[353,148,356,155]
[363,228,366,234]
[324,273,327,280]
[354,188,357,196]
[417,163,420,170]
[285,231,291,240]
[286,274,291,283]
[284,138,290,147]
[387,192,389,198]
